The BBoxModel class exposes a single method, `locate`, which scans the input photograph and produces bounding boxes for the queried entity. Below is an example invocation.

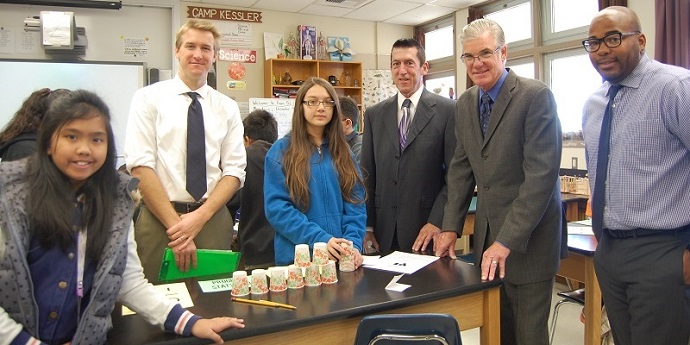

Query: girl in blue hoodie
[264,77,366,267]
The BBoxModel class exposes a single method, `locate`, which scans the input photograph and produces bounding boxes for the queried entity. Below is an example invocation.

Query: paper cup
[250,269,269,294]
[231,270,250,296]
[320,260,338,284]
[339,242,355,272]
[304,262,321,286]
[287,264,305,289]
[294,244,311,267]
[313,242,329,265]
[269,266,288,292]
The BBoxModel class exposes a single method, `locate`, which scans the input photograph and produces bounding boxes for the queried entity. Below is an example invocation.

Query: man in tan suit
[435,19,565,345]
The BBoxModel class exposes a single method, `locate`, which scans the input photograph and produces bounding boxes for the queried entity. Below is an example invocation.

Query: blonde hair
[175,19,221,52]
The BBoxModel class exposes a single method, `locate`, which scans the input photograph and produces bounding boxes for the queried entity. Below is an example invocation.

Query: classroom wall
[0,1,412,106]
[179,1,412,105]
[0,1,177,70]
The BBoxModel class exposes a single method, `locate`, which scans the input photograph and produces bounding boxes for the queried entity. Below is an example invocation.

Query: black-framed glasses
[303,100,336,108]
[460,46,501,64]
[582,32,640,53]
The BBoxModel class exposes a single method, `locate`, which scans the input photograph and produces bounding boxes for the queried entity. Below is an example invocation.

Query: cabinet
[264,58,362,105]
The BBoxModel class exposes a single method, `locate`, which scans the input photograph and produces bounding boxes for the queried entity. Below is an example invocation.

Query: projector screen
[0,59,146,166]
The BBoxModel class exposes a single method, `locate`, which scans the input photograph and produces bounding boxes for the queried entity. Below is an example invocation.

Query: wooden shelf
[265,58,362,105]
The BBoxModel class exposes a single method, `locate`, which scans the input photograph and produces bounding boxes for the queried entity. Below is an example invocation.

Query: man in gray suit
[360,38,455,253]
[435,19,564,345]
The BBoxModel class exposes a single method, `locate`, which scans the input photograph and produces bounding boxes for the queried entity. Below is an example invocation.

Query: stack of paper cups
[304,263,321,286]
[269,266,288,292]
[231,270,250,296]
[287,264,305,289]
[294,244,311,267]
[320,260,338,284]
[339,242,355,272]
[313,242,328,265]
[250,269,269,294]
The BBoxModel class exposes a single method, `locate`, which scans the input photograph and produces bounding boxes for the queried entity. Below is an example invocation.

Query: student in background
[237,109,278,270]
[582,7,690,344]
[0,88,70,161]
[436,19,563,345]
[264,77,366,267]
[360,38,456,253]
[125,19,246,283]
[338,96,362,163]
[0,90,244,345]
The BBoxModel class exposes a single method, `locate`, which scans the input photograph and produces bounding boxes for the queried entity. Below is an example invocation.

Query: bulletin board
[248,98,295,139]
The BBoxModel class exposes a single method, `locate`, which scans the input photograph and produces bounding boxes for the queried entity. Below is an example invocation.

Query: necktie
[399,99,412,150]
[480,93,492,136]
[186,92,207,201]
[591,84,623,237]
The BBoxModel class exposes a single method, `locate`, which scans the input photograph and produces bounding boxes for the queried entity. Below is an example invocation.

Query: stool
[549,288,585,345]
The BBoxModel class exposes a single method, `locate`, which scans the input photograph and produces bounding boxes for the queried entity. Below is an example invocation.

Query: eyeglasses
[303,100,336,108]
[582,32,640,53]
[460,46,501,64]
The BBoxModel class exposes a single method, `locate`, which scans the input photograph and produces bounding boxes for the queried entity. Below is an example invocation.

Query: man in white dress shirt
[125,19,246,283]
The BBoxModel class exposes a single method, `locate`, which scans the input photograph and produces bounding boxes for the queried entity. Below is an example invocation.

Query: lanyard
[76,229,87,298]
[76,228,87,323]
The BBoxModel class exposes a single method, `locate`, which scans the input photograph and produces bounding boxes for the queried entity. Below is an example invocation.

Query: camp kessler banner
[187,6,262,23]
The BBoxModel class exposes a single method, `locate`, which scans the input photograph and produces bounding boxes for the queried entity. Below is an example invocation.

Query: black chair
[354,313,462,345]
[549,288,586,345]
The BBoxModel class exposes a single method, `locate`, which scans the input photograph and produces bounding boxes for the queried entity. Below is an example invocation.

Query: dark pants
[500,278,554,345]
[594,228,690,345]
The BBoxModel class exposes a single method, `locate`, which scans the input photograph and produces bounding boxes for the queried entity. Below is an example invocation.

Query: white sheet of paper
[567,225,594,235]
[198,278,233,293]
[122,282,193,315]
[363,251,439,274]
[362,255,381,266]
[41,11,72,46]
[385,273,410,292]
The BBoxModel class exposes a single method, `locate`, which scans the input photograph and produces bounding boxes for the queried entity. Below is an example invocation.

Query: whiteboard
[248,98,295,139]
[0,59,145,167]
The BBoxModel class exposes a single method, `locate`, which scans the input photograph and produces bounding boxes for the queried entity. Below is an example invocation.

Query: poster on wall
[298,25,316,60]
[216,22,252,47]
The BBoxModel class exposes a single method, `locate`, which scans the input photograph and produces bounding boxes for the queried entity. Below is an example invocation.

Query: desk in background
[456,193,589,254]
[561,193,589,222]
[108,254,502,345]
[557,224,600,345]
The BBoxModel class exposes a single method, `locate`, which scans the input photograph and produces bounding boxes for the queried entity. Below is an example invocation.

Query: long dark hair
[27,90,118,260]
[283,77,365,211]
[0,88,70,145]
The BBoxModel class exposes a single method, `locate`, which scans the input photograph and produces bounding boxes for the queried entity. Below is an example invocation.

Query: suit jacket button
[393,180,397,185]
[483,186,490,191]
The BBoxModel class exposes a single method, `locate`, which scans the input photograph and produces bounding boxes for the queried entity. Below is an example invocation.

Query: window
[507,59,535,79]
[477,0,601,134]
[417,15,456,99]
[425,74,456,100]
[425,25,454,61]
[544,0,599,43]
[546,51,603,132]
[484,0,532,47]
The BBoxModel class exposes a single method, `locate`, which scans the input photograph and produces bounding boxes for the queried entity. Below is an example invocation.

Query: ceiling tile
[384,4,455,25]
[199,0,259,6]
[251,0,315,13]
[430,0,485,8]
[343,0,421,22]
[299,4,356,17]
